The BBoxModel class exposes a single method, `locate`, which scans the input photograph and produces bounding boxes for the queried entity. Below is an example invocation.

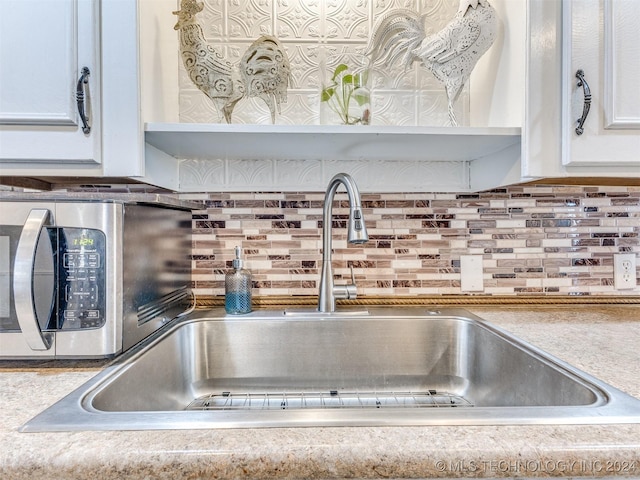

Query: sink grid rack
[186,390,474,410]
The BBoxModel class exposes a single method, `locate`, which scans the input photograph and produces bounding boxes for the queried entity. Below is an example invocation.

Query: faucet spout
[318,173,368,313]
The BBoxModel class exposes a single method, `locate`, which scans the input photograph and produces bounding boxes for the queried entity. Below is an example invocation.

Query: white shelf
[145,123,521,163]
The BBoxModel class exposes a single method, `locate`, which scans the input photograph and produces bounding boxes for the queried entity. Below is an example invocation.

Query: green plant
[321,63,370,125]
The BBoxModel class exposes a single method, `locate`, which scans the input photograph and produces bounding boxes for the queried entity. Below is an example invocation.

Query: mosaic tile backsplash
[187,185,640,298]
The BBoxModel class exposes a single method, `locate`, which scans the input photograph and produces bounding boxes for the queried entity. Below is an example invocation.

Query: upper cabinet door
[0,0,100,164]
[562,0,640,167]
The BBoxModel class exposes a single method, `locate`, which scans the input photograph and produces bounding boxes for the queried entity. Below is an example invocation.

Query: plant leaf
[342,74,354,85]
[321,87,335,102]
[332,63,349,81]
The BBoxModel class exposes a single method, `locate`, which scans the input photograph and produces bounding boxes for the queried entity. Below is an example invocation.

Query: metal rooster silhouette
[367,0,500,126]
[173,0,291,123]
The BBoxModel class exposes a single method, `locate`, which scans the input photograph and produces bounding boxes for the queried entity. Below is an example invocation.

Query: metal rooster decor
[173,0,291,123]
[367,0,500,126]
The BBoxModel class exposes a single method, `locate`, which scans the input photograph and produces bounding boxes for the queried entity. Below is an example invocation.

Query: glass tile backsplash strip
[185,185,640,297]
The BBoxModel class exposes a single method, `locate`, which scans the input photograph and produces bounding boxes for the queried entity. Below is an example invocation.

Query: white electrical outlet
[614,253,637,290]
[460,255,484,292]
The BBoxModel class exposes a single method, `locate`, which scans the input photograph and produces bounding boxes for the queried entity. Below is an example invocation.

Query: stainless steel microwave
[0,198,192,359]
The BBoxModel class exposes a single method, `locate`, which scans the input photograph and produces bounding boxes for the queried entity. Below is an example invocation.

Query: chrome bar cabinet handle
[575,69,591,135]
[76,67,91,134]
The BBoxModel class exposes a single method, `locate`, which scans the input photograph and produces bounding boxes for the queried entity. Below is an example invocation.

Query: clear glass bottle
[225,246,252,314]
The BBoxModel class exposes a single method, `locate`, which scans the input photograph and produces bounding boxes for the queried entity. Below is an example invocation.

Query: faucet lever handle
[332,266,358,300]
[345,266,358,299]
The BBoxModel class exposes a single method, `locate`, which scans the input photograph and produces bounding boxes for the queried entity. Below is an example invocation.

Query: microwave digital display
[72,236,95,247]
[55,228,106,331]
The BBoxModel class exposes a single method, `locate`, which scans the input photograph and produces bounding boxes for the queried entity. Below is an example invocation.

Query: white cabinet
[1,0,636,191]
[562,0,640,170]
[522,0,639,182]
[0,0,151,185]
[0,0,100,165]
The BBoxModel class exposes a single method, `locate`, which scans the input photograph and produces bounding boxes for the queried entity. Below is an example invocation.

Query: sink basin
[21,308,640,431]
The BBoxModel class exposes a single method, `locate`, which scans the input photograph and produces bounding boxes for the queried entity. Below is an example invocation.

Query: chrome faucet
[318,173,369,312]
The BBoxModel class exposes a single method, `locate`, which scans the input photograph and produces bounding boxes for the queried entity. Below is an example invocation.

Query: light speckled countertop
[2,305,640,479]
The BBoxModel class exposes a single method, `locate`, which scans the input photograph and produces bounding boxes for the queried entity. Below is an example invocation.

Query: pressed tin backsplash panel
[178,0,468,126]
[185,185,640,298]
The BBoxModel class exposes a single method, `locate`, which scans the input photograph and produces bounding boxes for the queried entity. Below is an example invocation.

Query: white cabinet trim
[561,0,640,168]
[0,0,101,165]
[604,0,640,129]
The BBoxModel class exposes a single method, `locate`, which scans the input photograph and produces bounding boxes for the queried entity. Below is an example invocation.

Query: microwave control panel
[56,228,106,330]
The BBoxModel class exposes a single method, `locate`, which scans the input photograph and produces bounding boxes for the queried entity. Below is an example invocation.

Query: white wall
[470,0,526,128]
[139,0,180,123]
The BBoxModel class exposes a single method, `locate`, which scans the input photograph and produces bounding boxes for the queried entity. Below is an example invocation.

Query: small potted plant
[321,61,371,125]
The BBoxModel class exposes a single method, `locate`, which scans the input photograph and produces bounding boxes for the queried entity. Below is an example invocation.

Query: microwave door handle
[14,209,54,351]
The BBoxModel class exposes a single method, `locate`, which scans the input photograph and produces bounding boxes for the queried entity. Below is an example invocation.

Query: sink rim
[20,308,640,432]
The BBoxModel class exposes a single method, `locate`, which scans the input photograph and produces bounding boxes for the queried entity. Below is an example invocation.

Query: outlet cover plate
[614,253,637,290]
[460,255,484,292]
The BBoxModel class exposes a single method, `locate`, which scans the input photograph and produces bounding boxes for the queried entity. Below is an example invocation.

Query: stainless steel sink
[21,308,640,431]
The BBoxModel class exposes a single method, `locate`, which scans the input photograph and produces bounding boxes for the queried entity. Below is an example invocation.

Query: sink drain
[186,390,473,410]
